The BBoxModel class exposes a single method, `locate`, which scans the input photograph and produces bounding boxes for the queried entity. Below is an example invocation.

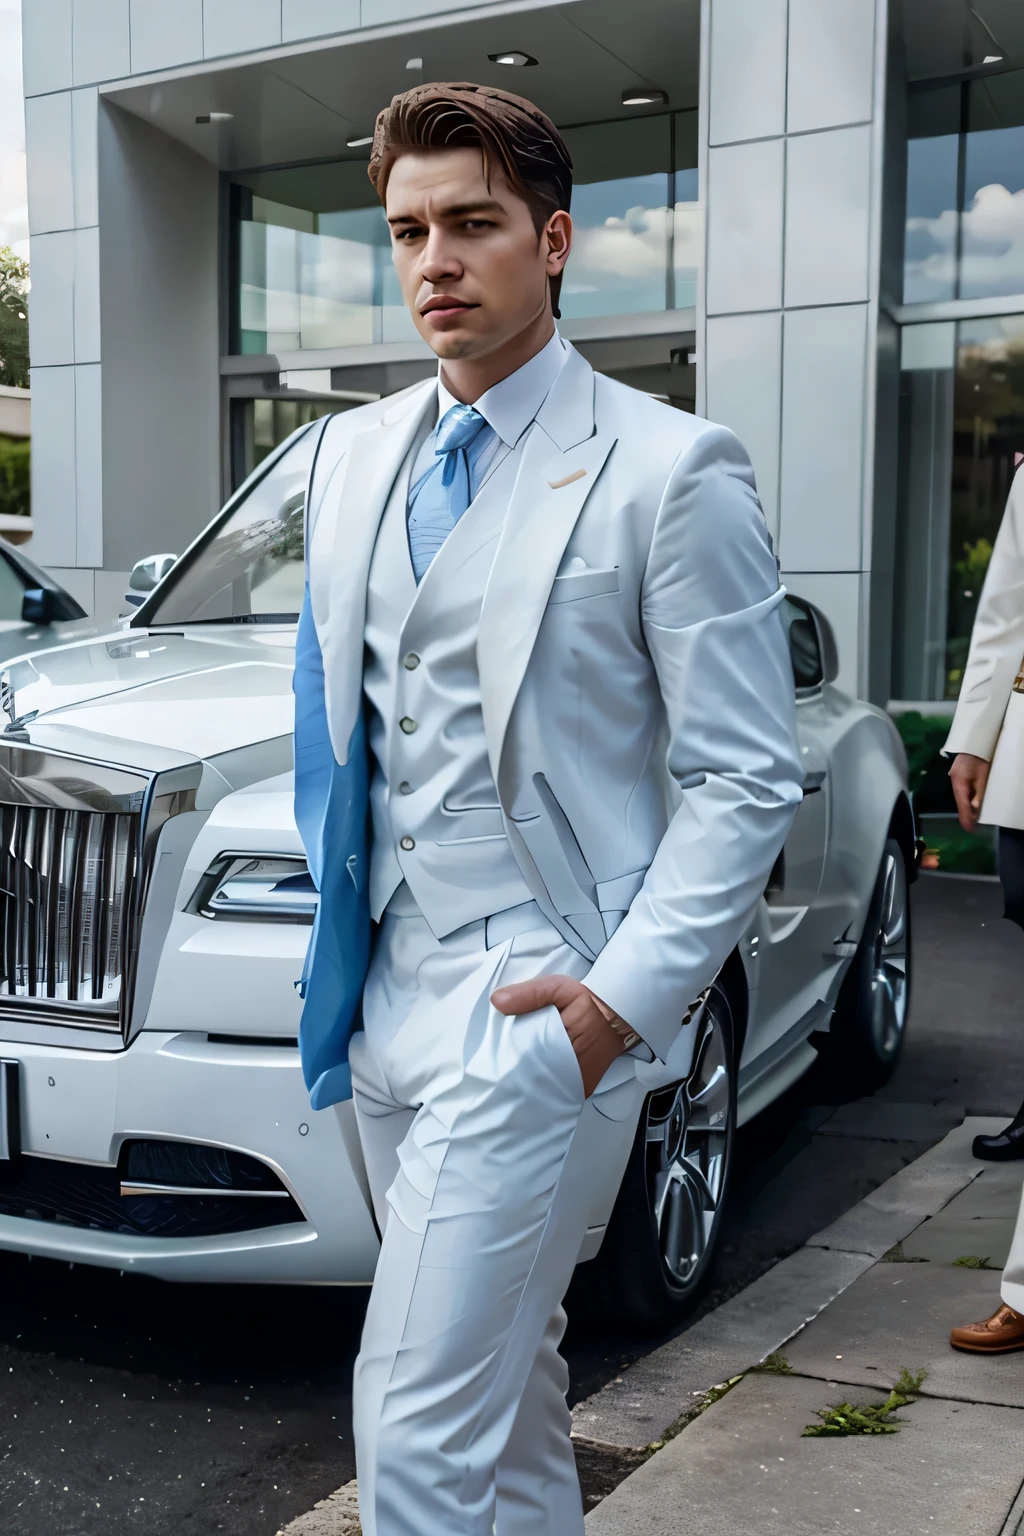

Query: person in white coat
[946,463,1024,1354]
[294,81,803,1533]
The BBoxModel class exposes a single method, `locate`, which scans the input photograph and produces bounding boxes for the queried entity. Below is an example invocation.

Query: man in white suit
[294,82,803,1534]
[946,462,1024,1354]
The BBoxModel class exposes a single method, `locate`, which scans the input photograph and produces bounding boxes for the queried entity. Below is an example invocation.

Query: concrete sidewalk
[582,1119,1024,1535]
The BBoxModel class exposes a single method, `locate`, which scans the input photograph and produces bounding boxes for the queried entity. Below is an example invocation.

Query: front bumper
[0,1030,380,1284]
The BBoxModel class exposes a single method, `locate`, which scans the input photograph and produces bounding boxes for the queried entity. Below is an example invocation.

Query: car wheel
[822,834,912,1090]
[582,981,737,1331]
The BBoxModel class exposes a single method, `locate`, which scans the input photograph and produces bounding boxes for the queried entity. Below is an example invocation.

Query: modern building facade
[19,0,1024,710]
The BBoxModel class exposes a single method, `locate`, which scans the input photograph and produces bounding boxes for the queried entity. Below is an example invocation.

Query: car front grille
[0,805,139,1019]
[0,737,200,1040]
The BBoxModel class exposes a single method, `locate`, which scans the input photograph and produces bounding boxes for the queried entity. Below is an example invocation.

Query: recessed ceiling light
[983,53,1003,63]
[195,111,233,124]
[488,50,538,67]
[346,135,374,148]
[622,86,668,107]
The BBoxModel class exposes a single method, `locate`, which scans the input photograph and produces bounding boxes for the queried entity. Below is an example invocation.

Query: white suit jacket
[303,343,803,1068]
[945,464,1024,827]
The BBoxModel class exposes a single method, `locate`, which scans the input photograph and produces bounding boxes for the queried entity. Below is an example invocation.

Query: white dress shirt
[408,329,568,509]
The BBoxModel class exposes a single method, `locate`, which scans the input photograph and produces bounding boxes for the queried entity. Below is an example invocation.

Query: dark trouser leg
[972,828,1024,1160]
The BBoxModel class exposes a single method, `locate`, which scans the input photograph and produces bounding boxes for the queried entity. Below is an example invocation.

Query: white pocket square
[548,566,620,604]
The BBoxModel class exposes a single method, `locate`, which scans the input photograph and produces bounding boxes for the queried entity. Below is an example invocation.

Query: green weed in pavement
[881,1241,927,1263]
[803,1366,927,1437]
[751,1353,793,1375]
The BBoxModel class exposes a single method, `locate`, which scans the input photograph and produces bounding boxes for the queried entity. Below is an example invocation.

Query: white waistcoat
[363,443,534,934]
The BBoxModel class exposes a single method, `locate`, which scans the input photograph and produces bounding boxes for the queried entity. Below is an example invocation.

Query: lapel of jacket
[319,380,435,763]
[478,345,616,783]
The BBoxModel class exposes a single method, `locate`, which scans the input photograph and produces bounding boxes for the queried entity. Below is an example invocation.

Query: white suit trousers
[349,909,643,1536]
[1003,1181,1024,1314]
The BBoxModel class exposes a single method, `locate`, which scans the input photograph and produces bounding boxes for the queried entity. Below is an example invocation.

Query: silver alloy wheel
[645,998,732,1287]
[870,843,910,1060]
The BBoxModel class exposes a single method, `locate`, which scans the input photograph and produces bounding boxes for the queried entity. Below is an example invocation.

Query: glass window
[904,70,1024,303]
[903,86,959,304]
[559,112,699,320]
[230,396,349,490]
[229,112,700,355]
[232,161,418,355]
[143,425,320,626]
[894,315,1024,700]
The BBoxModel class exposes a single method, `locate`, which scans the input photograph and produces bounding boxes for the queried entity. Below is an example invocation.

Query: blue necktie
[407,404,492,583]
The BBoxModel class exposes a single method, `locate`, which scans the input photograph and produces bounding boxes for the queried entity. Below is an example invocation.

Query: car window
[142,426,318,625]
[0,550,27,625]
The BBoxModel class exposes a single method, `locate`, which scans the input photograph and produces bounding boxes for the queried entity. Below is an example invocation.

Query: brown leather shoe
[950,1304,1024,1353]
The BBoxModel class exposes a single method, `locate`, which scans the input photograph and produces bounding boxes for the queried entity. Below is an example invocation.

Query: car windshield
[141,425,318,625]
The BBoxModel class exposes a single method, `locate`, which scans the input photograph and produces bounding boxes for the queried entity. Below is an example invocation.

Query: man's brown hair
[368,82,574,315]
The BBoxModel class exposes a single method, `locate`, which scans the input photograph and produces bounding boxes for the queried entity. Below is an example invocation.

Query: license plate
[0,1060,19,1161]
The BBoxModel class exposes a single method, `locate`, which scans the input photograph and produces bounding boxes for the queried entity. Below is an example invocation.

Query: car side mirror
[786,595,840,691]
[21,587,55,626]
[125,553,178,609]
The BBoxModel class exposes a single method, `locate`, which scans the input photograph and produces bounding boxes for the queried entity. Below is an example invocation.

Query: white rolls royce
[0,422,915,1326]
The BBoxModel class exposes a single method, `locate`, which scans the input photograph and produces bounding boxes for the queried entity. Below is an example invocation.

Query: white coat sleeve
[944,466,1024,761]
[583,424,804,1061]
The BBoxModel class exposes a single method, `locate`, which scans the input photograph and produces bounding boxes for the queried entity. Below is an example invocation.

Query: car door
[741,597,836,1068]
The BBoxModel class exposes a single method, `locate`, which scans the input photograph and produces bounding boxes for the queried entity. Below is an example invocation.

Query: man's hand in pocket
[490,975,630,1097]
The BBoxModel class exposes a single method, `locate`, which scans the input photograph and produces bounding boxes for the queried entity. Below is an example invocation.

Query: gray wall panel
[786,0,875,133]
[204,0,282,58]
[28,365,78,567]
[21,0,73,97]
[73,226,101,363]
[706,138,785,315]
[364,0,497,21]
[780,303,868,571]
[25,93,74,236]
[283,0,360,42]
[74,364,103,567]
[129,0,204,74]
[705,311,783,539]
[71,89,99,228]
[783,125,872,308]
[28,231,76,367]
[708,0,787,146]
[72,0,130,85]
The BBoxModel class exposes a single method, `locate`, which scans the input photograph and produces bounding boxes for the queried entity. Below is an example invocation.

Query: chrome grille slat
[0,805,139,1018]
[43,809,62,996]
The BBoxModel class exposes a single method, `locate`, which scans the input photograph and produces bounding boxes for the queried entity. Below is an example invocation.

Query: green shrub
[0,435,29,519]
[894,711,956,814]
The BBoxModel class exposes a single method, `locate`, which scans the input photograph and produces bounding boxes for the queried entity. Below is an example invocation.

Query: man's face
[384,146,571,361]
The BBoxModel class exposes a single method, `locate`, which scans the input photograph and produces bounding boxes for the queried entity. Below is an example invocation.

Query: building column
[698,0,890,701]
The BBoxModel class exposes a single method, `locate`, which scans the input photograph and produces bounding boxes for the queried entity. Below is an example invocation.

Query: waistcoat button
[398,781,412,795]
[399,716,417,734]
[400,836,415,851]
[403,652,421,670]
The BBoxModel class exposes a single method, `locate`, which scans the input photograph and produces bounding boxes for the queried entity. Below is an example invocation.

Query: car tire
[820,834,912,1091]
[580,980,738,1332]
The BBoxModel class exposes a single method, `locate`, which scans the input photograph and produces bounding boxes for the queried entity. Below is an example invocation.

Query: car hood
[1,625,298,765]
[0,615,101,668]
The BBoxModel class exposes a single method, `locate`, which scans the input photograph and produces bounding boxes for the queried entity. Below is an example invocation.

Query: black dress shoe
[973,1106,1024,1161]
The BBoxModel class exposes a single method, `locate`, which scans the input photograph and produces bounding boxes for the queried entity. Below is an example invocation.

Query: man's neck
[438,314,556,404]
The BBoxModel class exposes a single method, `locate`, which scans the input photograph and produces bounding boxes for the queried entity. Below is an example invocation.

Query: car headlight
[189,853,318,923]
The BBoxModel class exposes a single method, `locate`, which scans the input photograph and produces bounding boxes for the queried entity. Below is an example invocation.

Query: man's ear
[544,210,573,277]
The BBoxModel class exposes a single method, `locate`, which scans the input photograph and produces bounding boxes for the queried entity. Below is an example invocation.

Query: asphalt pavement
[0,873,1020,1535]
